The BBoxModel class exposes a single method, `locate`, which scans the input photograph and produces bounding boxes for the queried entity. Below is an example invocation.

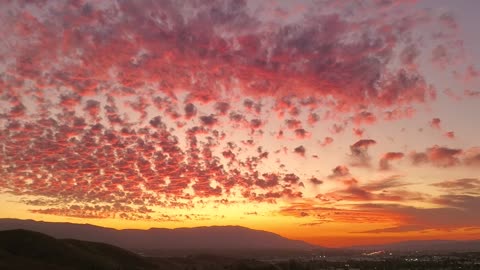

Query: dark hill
[0,229,156,270]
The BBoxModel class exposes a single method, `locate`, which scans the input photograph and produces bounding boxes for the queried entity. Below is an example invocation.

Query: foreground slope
[0,229,156,270]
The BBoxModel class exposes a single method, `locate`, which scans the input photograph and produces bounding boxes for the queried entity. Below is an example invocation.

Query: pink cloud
[0,0,471,220]
[320,137,334,147]
[432,178,480,192]
[430,118,441,129]
[379,152,405,170]
[445,131,455,139]
[410,146,462,167]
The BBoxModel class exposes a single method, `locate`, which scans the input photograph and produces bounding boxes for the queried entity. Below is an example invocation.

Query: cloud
[199,115,218,127]
[353,128,364,137]
[444,131,455,139]
[0,114,307,217]
[84,100,101,119]
[352,111,376,125]
[184,103,197,119]
[463,147,480,166]
[307,113,320,125]
[294,145,306,156]
[214,102,231,115]
[285,119,302,130]
[400,44,420,68]
[328,165,350,179]
[324,175,415,202]
[354,224,427,234]
[309,177,323,185]
[320,137,334,147]
[294,128,310,139]
[464,89,480,97]
[350,139,377,167]
[351,199,480,233]
[430,118,441,129]
[383,107,416,121]
[2,0,448,116]
[279,202,406,224]
[431,45,452,68]
[379,152,404,170]
[438,12,458,30]
[0,0,471,220]
[27,204,172,221]
[464,65,479,81]
[432,178,480,193]
[410,146,462,167]
[362,175,409,191]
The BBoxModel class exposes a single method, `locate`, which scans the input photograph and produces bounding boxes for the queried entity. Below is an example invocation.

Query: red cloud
[3,0,448,118]
[285,119,302,130]
[307,113,319,126]
[429,146,461,166]
[352,111,377,125]
[379,152,405,170]
[0,114,307,217]
[353,128,364,137]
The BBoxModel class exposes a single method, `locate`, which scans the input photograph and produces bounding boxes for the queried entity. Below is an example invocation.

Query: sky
[0,0,480,247]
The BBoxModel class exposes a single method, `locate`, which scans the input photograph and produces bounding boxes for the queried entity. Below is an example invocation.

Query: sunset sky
[1,0,480,247]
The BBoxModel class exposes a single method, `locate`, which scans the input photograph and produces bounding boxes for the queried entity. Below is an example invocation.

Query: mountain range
[1,218,480,254]
[0,218,314,253]
[0,229,280,270]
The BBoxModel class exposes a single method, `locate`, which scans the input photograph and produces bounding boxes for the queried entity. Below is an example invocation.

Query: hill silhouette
[0,229,156,270]
[0,219,314,253]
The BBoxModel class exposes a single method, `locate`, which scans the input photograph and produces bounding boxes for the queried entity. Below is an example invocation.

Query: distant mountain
[0,219,315,253]
[349,239,480,252]
[0,229,316,270]
[0,229,156,270]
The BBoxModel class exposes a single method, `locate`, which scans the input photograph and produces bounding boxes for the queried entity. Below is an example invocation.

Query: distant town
[255,252,480,270]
